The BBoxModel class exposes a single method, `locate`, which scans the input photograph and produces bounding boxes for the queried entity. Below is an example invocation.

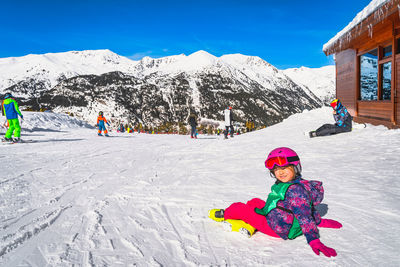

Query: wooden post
[355,50,360,117]
[392,21,397,125]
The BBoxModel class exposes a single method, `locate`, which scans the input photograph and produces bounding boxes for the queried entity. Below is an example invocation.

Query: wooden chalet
[324,0,400,128]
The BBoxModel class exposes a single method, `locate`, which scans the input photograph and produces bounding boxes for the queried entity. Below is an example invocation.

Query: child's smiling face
[273,165,296,183]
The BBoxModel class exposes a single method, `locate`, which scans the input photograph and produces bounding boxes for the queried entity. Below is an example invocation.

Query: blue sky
[0,0,371,69]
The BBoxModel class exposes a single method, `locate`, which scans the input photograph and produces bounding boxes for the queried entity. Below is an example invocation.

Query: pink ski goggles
[265,156,299,170]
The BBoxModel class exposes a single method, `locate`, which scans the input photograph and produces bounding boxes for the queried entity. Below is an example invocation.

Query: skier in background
[209,147,342,257]
[2,93,23,142]
[246,118,254,132]
[224,106,235,139]
[249,118,255,132]
[118,124,125,133]
[309,99,352,138]
[97,111,110,136]
[188,112,198,139]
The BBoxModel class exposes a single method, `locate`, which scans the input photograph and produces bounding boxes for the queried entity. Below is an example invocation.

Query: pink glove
[318,218,342,229]
[309,239,337,257]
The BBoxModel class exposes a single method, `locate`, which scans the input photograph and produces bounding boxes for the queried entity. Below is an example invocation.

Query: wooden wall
[396,54,400,124]
[335,49,357,116]
[330,7,400,128]
[335,48,398,127]
[357,101,392,121]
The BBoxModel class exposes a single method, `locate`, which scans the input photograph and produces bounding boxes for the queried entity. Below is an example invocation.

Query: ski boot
[98,133,103,136]
[2,137,13,142]
[309,131,317,138]
[105,134,109,137]
[208,209,225,222]
[222,219,256,237]
[13,137,21,143]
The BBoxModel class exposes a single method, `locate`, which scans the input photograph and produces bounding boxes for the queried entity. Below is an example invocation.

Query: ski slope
[1,109,399,266]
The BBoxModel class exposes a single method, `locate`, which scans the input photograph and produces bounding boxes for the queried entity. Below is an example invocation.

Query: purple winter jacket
[265,177,324,243]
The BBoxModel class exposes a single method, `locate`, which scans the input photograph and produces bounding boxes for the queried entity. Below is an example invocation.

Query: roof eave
[323,0,399,56]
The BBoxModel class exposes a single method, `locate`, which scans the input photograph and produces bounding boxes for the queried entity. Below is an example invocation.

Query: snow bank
[1,111,94,132]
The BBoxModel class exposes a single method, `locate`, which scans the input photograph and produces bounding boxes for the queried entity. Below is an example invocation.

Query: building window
[360,49,378,100]
[397,39,400,53]
[382,62,391,100]
[359,45,392,101]
[383,45,392,58]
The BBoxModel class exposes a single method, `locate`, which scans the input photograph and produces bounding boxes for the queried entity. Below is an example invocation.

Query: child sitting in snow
[209,147,342,257]
[97,111,110,136]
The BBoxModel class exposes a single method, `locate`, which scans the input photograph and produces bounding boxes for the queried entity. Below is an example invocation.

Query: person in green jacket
[2,93,23,142]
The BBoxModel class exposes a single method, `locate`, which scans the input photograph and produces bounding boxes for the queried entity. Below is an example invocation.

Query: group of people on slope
[116,124,134,133]
[188,98,353,140]
[1,92,352,142]
[187,106,237,139]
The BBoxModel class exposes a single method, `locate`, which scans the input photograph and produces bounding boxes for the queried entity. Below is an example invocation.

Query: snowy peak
[134,54,187,74]
[220,53,281,77]
[133,51,288,90]
[187,50,218,65]
[0,49,137,91]
[134,50,219,75]
[221,53,271,68]
[282,65,335,103]
[134,50,278,77]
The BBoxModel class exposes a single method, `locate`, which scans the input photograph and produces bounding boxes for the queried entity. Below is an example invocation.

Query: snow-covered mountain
[282,66,336,104]
[0,50,334,126]
[0,49,137,94]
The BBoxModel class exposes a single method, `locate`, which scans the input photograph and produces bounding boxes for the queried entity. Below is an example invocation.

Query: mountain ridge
[0,50,335,127]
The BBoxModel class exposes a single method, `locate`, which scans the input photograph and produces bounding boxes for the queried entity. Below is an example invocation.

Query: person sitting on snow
[97,111,110,136]
[309,99,352,138]
[2,92,23,142]
[209,147,342,258]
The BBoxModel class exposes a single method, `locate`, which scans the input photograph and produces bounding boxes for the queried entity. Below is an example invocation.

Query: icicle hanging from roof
[323,0,394,55]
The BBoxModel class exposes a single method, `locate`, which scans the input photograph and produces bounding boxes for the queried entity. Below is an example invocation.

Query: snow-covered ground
[16,111,94,132]
[1,108,399,266]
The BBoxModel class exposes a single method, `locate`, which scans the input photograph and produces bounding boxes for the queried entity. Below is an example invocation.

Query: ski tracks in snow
[2,121,399,266]
[0,131,220,266]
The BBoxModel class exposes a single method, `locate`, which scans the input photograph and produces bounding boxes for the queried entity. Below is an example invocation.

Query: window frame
[358,43,393,101]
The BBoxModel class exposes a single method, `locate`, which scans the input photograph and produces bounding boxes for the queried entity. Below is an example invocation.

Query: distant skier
[309,99,352,138]
[97,111,110,136]
[209,147,342,257]
[2,93,23,142]
[188,112,198,139]
[118,124,125,133]
[246,118,255,132]
[224,106,235,139]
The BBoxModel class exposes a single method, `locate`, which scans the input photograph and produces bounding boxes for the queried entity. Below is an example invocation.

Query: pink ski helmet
[265,147,302,174]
